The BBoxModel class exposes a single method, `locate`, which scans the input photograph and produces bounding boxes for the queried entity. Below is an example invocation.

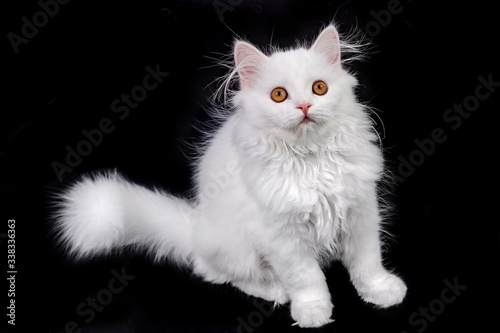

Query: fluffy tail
[52,171,195,266]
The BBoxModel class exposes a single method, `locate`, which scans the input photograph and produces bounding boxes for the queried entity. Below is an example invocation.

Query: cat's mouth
[300,115,313,124]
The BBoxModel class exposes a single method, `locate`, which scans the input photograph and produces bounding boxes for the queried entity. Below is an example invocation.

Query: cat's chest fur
[240,135,377,225]
[233,135,380,258]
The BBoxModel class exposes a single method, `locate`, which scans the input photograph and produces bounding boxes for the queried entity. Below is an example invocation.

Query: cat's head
[232,25,362,145]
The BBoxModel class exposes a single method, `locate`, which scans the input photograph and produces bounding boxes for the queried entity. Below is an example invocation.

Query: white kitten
[54,25,407,328]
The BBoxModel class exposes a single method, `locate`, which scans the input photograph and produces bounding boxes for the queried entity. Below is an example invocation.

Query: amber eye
[271,87,287,103]
[312,80,328,95]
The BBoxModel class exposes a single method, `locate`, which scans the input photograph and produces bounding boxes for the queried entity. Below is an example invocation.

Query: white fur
[53,171,194,265]
[54,25,406,328]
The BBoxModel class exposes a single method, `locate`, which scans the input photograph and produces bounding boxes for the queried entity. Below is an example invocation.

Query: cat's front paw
[291,299,334,328]
[355,273,407,308]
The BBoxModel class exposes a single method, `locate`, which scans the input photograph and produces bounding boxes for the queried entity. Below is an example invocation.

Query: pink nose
[297,103,312,115]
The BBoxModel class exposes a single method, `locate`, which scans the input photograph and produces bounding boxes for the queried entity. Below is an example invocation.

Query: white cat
[54,25,407,328]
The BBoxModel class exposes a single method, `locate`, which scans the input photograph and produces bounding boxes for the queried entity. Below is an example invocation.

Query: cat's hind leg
[232,278,289,305]
[192,241,289,304]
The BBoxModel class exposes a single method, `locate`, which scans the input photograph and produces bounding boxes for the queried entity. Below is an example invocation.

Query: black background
[1,0,499,332]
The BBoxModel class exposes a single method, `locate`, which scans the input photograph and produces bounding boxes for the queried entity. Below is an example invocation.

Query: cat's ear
[234,41,267,88]
[311,25,341,66]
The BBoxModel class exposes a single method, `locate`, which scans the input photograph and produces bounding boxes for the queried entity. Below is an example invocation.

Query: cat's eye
[312,80,328,95]
[271,87,287,103]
